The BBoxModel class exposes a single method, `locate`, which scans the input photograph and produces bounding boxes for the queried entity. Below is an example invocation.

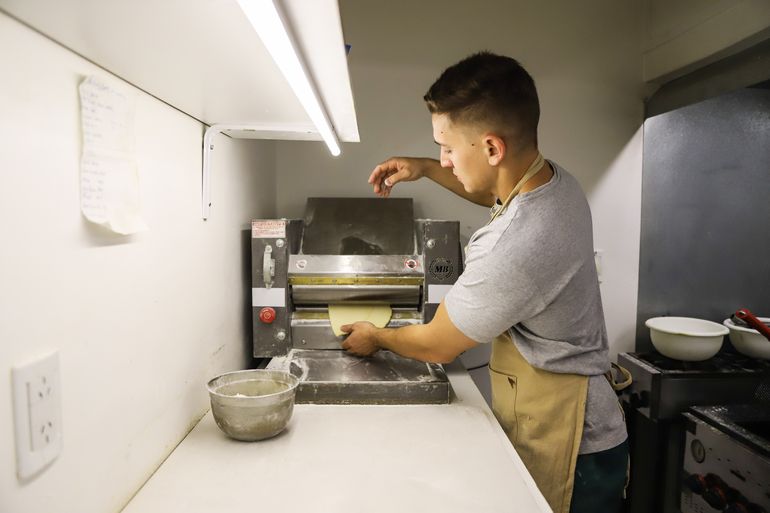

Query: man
[340,52,628,512]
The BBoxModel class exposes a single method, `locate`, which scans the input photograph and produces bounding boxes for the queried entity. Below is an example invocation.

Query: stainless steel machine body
[251,198,462,404]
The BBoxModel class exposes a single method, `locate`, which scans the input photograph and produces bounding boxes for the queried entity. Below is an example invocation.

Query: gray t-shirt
[444,162,627,454]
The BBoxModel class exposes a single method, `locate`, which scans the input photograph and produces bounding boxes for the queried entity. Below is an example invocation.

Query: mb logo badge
[429,258,453,281]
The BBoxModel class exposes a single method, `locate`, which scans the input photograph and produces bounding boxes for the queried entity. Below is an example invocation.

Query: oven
[618,352,770,513]
[681,404,770,513]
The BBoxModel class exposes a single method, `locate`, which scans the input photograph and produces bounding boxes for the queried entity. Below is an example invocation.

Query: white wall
[590,129,643,360]
[0,12,276,513]
[275,0,646,399]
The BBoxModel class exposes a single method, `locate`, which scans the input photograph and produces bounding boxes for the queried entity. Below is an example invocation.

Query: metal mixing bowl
[207,369,299,441]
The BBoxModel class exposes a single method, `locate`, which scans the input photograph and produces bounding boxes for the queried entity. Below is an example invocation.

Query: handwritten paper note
[79,76,147,234]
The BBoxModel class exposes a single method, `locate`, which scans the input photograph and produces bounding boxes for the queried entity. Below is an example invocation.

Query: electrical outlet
[12,351,63,480]
[28,372,59,452]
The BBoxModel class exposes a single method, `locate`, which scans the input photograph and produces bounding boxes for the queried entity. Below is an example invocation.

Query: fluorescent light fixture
[237,0,341,156]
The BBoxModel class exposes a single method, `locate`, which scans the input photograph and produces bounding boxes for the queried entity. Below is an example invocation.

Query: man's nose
[439,148,453,168]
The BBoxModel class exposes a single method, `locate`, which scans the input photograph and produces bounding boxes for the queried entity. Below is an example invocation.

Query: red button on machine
[259,307,276,324]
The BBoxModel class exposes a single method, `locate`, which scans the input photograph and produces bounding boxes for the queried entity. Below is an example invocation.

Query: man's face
[431,113,495,194]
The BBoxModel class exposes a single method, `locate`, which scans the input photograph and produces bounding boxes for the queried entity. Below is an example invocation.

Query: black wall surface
[636,86,770,352]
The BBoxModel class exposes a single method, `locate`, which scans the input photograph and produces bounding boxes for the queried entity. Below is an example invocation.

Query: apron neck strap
[489,153,546,223]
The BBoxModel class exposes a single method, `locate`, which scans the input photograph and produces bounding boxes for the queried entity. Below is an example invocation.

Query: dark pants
[570,440,629,513]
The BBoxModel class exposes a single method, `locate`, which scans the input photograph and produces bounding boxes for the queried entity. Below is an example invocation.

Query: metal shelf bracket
[201,123,320,220]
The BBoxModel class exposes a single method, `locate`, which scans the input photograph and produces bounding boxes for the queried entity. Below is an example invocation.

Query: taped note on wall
[79,75,147,234]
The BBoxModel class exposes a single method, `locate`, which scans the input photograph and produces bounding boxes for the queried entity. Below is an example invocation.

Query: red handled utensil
[733,309,770,342]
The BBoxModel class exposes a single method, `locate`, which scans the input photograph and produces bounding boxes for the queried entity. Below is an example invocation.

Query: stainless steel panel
[288,254,423,276]
[268,349,451,404]
[251,224,293,357]
[682,411,770,512]
[290,309,421,350]
[301,197,415,255]
[422,220,462,323]
[290,284,420,305]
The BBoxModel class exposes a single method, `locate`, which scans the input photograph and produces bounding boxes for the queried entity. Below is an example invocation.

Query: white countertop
[122,362,551,513]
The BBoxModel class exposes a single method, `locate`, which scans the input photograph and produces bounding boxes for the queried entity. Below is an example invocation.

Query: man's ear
[484,134,506,166]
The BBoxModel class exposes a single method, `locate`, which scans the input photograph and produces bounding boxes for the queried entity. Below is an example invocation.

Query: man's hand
[340,322,380,357]
[368,157,494,207]
[339,302,478,363]
[368,157,433,197]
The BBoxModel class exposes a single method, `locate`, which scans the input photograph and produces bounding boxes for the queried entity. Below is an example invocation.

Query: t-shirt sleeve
[444,236,547,343]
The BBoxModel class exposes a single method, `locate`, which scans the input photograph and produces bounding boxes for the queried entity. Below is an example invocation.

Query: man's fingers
[384,169,408,187]
[371,172,386,194]
[369,160,402,196]
[374,172,396,195]
[340,323,352,333]
[369,162,394,184]
[368,163,388,184]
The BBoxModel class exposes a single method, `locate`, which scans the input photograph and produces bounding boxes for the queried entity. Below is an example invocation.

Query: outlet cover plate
[11,351,63,480]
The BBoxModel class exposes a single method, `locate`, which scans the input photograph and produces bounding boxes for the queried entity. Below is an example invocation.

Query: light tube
[237,0,341,156]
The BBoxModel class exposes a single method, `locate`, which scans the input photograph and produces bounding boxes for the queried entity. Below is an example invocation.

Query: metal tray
[267,349,451,405]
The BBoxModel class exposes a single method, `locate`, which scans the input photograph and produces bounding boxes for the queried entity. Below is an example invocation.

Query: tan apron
[490,334,587,513]
[481,154,587,513]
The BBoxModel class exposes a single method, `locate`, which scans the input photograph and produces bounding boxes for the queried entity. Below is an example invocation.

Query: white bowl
[646,317,728,361]
[723,317,770,360]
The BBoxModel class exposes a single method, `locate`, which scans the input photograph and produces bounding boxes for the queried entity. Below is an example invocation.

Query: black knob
[703,488,728,510]
[705,473,728,489]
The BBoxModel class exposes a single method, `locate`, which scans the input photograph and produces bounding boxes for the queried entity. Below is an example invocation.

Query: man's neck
[494,149,553,202]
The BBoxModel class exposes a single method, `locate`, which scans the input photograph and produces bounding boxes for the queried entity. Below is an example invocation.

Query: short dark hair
[424,52,540,150]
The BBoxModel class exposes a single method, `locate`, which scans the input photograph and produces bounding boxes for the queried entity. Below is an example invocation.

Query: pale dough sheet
[328,304,392,336]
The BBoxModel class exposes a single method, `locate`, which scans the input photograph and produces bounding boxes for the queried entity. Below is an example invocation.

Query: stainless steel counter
[122,362,551,513]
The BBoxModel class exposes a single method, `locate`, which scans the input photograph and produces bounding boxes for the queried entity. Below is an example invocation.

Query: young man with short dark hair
[341,52,628,513]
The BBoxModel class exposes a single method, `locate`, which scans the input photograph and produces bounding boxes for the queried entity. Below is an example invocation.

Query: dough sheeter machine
[253,197,462,404]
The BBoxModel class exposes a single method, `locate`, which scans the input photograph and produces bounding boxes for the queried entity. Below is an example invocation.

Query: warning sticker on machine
[251,220,286,238]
